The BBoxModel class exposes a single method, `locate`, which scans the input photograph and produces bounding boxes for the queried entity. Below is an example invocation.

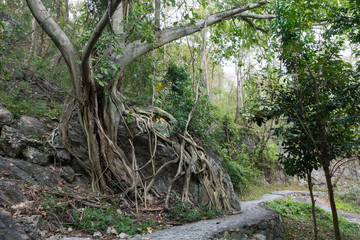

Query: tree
[25,0,275,210]
[274,109,321,239]
[270,1,360,238]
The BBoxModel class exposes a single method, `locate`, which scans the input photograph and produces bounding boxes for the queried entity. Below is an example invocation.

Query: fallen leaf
[1,170,10,176]
[147,227,152,234]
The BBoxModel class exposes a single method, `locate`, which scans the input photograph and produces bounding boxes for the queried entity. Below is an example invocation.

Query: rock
[93,231,103,237]
[0,208,28,240]
[56,149,71,163]
[60,166,75,183]
[0,179,28,206]
[17,116,48,138]
[23,146,49,166]
[0,156,60,188]
[119,232,128,239]
[0,105,13,127]
[15,215,48,239]
[106,226,118,235]
[250,234,266,240]
[0,126,27,158]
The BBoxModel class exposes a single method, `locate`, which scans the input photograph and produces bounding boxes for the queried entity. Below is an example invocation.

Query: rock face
[0,105,13,127]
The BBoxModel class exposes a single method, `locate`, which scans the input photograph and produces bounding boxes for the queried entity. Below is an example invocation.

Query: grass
[266,199,360,240]
[336,193,360,214]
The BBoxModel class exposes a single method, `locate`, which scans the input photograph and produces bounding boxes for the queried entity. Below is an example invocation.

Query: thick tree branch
[115,1,273,69]
[82,0,122,86]
[236,12,276,19]
[25,0,81,97]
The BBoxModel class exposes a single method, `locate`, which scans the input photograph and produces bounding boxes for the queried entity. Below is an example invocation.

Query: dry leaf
[147,227,152,234]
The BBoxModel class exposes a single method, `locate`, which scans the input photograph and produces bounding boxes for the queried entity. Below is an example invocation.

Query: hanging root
[56,95,236,212]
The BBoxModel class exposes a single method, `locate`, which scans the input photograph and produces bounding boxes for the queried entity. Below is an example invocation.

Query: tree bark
[324,164,341,240]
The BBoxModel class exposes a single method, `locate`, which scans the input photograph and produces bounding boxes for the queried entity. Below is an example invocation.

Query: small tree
[275,124,320,239]
[270,1,360,239]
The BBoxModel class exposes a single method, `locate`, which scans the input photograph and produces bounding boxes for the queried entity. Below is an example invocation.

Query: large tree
[25,0,274,210]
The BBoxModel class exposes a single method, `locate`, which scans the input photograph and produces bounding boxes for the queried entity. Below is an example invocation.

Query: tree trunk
[234,62,241,123]
[324,164,341,240]
[155,0,161,30]
[218,62,222,106]
[307,169,318,240]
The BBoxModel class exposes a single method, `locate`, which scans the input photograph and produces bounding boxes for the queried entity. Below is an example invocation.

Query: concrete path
[130,190,360,240]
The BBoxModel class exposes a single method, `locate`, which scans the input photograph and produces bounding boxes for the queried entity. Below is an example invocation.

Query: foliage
[329,0,360,44]
[267,199,360,239]
[157,63,220,139]
[167,197,224,223]
[220,144,260,189]
[269,0,360,174]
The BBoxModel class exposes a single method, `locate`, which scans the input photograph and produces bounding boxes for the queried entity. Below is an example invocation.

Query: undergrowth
[167,198,224,223]
[336,193,360,214]
[40,189,160,236]
[266,199,360,240]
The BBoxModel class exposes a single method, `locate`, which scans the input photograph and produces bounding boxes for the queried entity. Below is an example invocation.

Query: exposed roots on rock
[54,94,236,212]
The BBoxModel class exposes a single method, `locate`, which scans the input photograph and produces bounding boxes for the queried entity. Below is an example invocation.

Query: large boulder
[0,105,13,128]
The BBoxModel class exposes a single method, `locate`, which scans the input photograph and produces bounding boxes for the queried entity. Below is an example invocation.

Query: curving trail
[130,190,360,240]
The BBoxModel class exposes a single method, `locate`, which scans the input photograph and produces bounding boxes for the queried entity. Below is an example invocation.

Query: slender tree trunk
[155,0,161,30]
[324,164,341,240]
[28,17,37,60]
[234,63,241,123]
[218,62,222,106]
[65,0,69,22]
[307,169,318,240]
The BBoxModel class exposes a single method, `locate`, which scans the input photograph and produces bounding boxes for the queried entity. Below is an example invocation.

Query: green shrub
[72,206,158,235]
[167,198,224,223]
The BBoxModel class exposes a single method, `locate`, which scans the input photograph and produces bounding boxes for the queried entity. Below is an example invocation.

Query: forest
[0,0,359,239]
